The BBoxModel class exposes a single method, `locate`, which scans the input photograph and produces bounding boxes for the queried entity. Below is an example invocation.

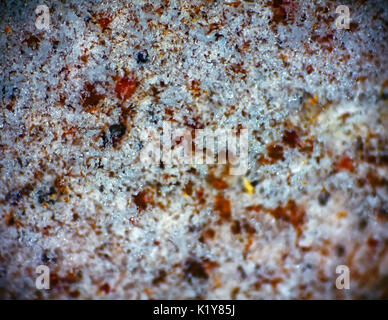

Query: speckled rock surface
[0,0,387,299]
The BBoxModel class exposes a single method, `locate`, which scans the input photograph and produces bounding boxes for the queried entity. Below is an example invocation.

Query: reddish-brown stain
[187,80,202,97]
[305,65,314,74]
[23,35,40,50]
[184,181,194,196]
[243,220,256,234]
[99,283,111,294]
[268,199,305,232]
[298,138,314,154]
[184,259,208,280]
[282,130,300,148]
[269,0,298,28]
[337,156,354,171]
[267,144,285,162]
[206,173,228,190]
[225,1,241,8]
[82,83,105,111]
[214,195,231,220]
[133,190,151,212]
[152,270,167,285]
[115,75,137,102]
[97,16,112,30]
[230,62,247,75]
[367,237,378,250]
[231,220,241,234]
[199,228,216,242]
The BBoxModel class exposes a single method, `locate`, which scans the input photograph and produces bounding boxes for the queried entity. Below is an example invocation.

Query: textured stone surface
[0,0,387,299]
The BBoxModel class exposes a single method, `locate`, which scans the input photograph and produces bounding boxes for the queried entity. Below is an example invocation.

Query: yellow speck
[183,191,188,197]
[50,194,55,199]
[310,94,318,105]
[337,211,347,219]
[41,202,49,207]
[243,178,254,194]
[302,181,307,185]
[5,27,11,34]
[214,278,222,288]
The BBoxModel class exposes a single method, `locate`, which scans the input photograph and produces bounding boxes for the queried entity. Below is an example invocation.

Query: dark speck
[336,245,345,257]
[152,270,167,285]
[358,218,368,230]
[37,190,46,204]
[42,253,50,264]
[136,50,149,63]
[109,123,126,147]
[318,189,330,206]
[215,33,224,41]
[184,259,208,280]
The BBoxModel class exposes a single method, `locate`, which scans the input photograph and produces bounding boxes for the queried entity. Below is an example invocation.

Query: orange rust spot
[298,138,314,154]
[115,75,137,102]
[268,199,305,231]
[214,195,231,220]
[199,228,216,242]
[196,188,206,205]
[63,126,77,136]
[309,94,318,105]
[187,79,202,97]
[336,211,347,219]
[337,156,354,171]
[305,64,314,74]
[97,16,112,29]
[206,173,228,190]
[99,283,111,294]
[207,22,223,34]
[245,204,262,212]
[367,237,378,249]
[203,260,219,273]
[229,62,247,75]
[269,0,298,28]
[244,238,253,252]
[225,1,241,8]
[184,181,194,196]
[133,189,152,212]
